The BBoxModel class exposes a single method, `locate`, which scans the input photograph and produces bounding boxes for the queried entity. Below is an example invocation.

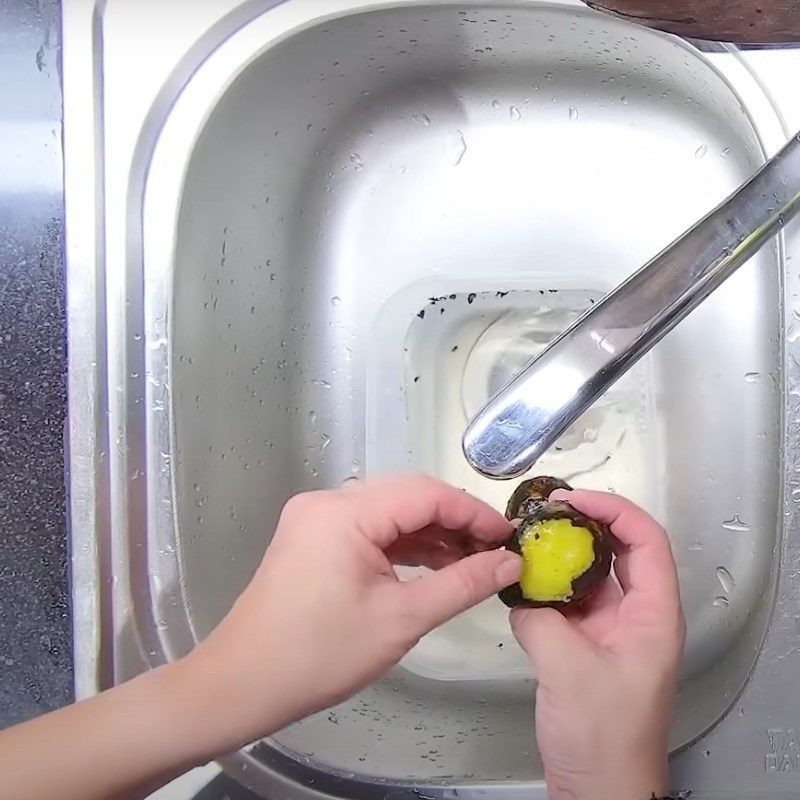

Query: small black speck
[440,307,445,314]
[589,298,596,304]
[496,290,509,298]
[449,293,456,300]
[539,290,545,295]
[497,643,504,648]
[413,376,420,383]
[467,292,477,304]
[417,309,425,319]
[534,533,540,540]
[328,712,339,724]
[451,345,458,352]
[548,289,558,294]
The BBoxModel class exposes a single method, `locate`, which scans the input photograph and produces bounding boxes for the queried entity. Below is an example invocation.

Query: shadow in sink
[136,1,781,792]
[191,774,262,800]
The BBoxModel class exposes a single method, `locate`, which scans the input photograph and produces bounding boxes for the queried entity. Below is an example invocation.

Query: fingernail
[495,554,521,587]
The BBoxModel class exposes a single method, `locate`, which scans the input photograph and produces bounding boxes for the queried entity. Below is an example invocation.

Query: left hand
[178,475,519,753]
[0,476,518,800]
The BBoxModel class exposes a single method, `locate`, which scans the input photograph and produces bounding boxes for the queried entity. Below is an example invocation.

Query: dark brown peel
[504,476,572,520]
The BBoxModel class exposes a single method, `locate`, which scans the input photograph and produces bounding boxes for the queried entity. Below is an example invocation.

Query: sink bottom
[370,283,657,681]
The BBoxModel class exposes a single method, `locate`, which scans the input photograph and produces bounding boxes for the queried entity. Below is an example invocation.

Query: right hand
[511,490,685,800]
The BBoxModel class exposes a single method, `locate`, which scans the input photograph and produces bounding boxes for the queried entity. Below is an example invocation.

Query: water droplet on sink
[350,153,364,171]
[792,488,800,502]
[492,99,500,109]
[510,106,521,121]
[331,296,342,307]
[744,372,760,383]
[321,434,331,450]
[694,144,708,159]
[716,566,735,593]
[721,146,731,157]
[721,514,749,532]
[568,106,578,120]
[308,410,316,423]
[713,595,730,608]
[451,130,467,166]
[312,379,332,389]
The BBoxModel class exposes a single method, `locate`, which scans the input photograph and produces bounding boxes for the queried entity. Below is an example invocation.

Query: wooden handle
[584,1,800,43]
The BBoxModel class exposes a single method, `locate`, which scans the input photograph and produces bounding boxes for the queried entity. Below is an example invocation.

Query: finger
[400,550,520,632]
[552,489,679,605]
[387,536,470,569]
[385,522,504,568]
[569,579,622,640]
[551,489,665,549]
[510,607,590,674]
[347,474,512,548]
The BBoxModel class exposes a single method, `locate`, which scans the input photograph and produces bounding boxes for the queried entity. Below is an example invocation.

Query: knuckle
[279,492,309,520]
[404,473,438,493]
[280,490,331,523]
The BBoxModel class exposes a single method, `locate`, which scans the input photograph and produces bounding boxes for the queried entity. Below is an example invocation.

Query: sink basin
[63,0,800,797]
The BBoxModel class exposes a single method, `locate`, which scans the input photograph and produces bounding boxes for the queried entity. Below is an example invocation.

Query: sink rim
[147,5,790,794]
[62,0,798,797]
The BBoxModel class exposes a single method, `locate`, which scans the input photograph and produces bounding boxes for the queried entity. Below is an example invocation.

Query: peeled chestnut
[499,477,613,609]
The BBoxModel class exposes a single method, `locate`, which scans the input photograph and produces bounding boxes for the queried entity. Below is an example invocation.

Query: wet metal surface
[63,0,800,798]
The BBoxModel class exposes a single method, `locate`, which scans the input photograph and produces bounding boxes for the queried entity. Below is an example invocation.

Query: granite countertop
[0,0,71,727]
[0,4,268,796]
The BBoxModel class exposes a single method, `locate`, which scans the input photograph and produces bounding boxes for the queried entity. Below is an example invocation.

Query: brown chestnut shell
[505,476,572,520]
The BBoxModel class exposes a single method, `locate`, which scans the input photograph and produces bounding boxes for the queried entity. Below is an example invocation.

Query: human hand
[180,475,518,754]
[511,490,685,800]
[0,476,519,800]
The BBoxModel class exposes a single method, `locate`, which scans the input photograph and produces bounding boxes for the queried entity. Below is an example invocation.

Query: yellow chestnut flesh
[518,518,595,603]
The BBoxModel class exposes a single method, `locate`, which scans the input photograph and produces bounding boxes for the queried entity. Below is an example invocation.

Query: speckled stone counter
[0,0,71,728]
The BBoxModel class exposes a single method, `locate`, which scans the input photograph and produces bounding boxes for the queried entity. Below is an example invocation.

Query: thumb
[402,550,520,633]
[511,607,589,674]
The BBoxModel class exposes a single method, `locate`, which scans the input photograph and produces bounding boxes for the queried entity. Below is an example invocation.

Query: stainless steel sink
[63,1,800,797]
